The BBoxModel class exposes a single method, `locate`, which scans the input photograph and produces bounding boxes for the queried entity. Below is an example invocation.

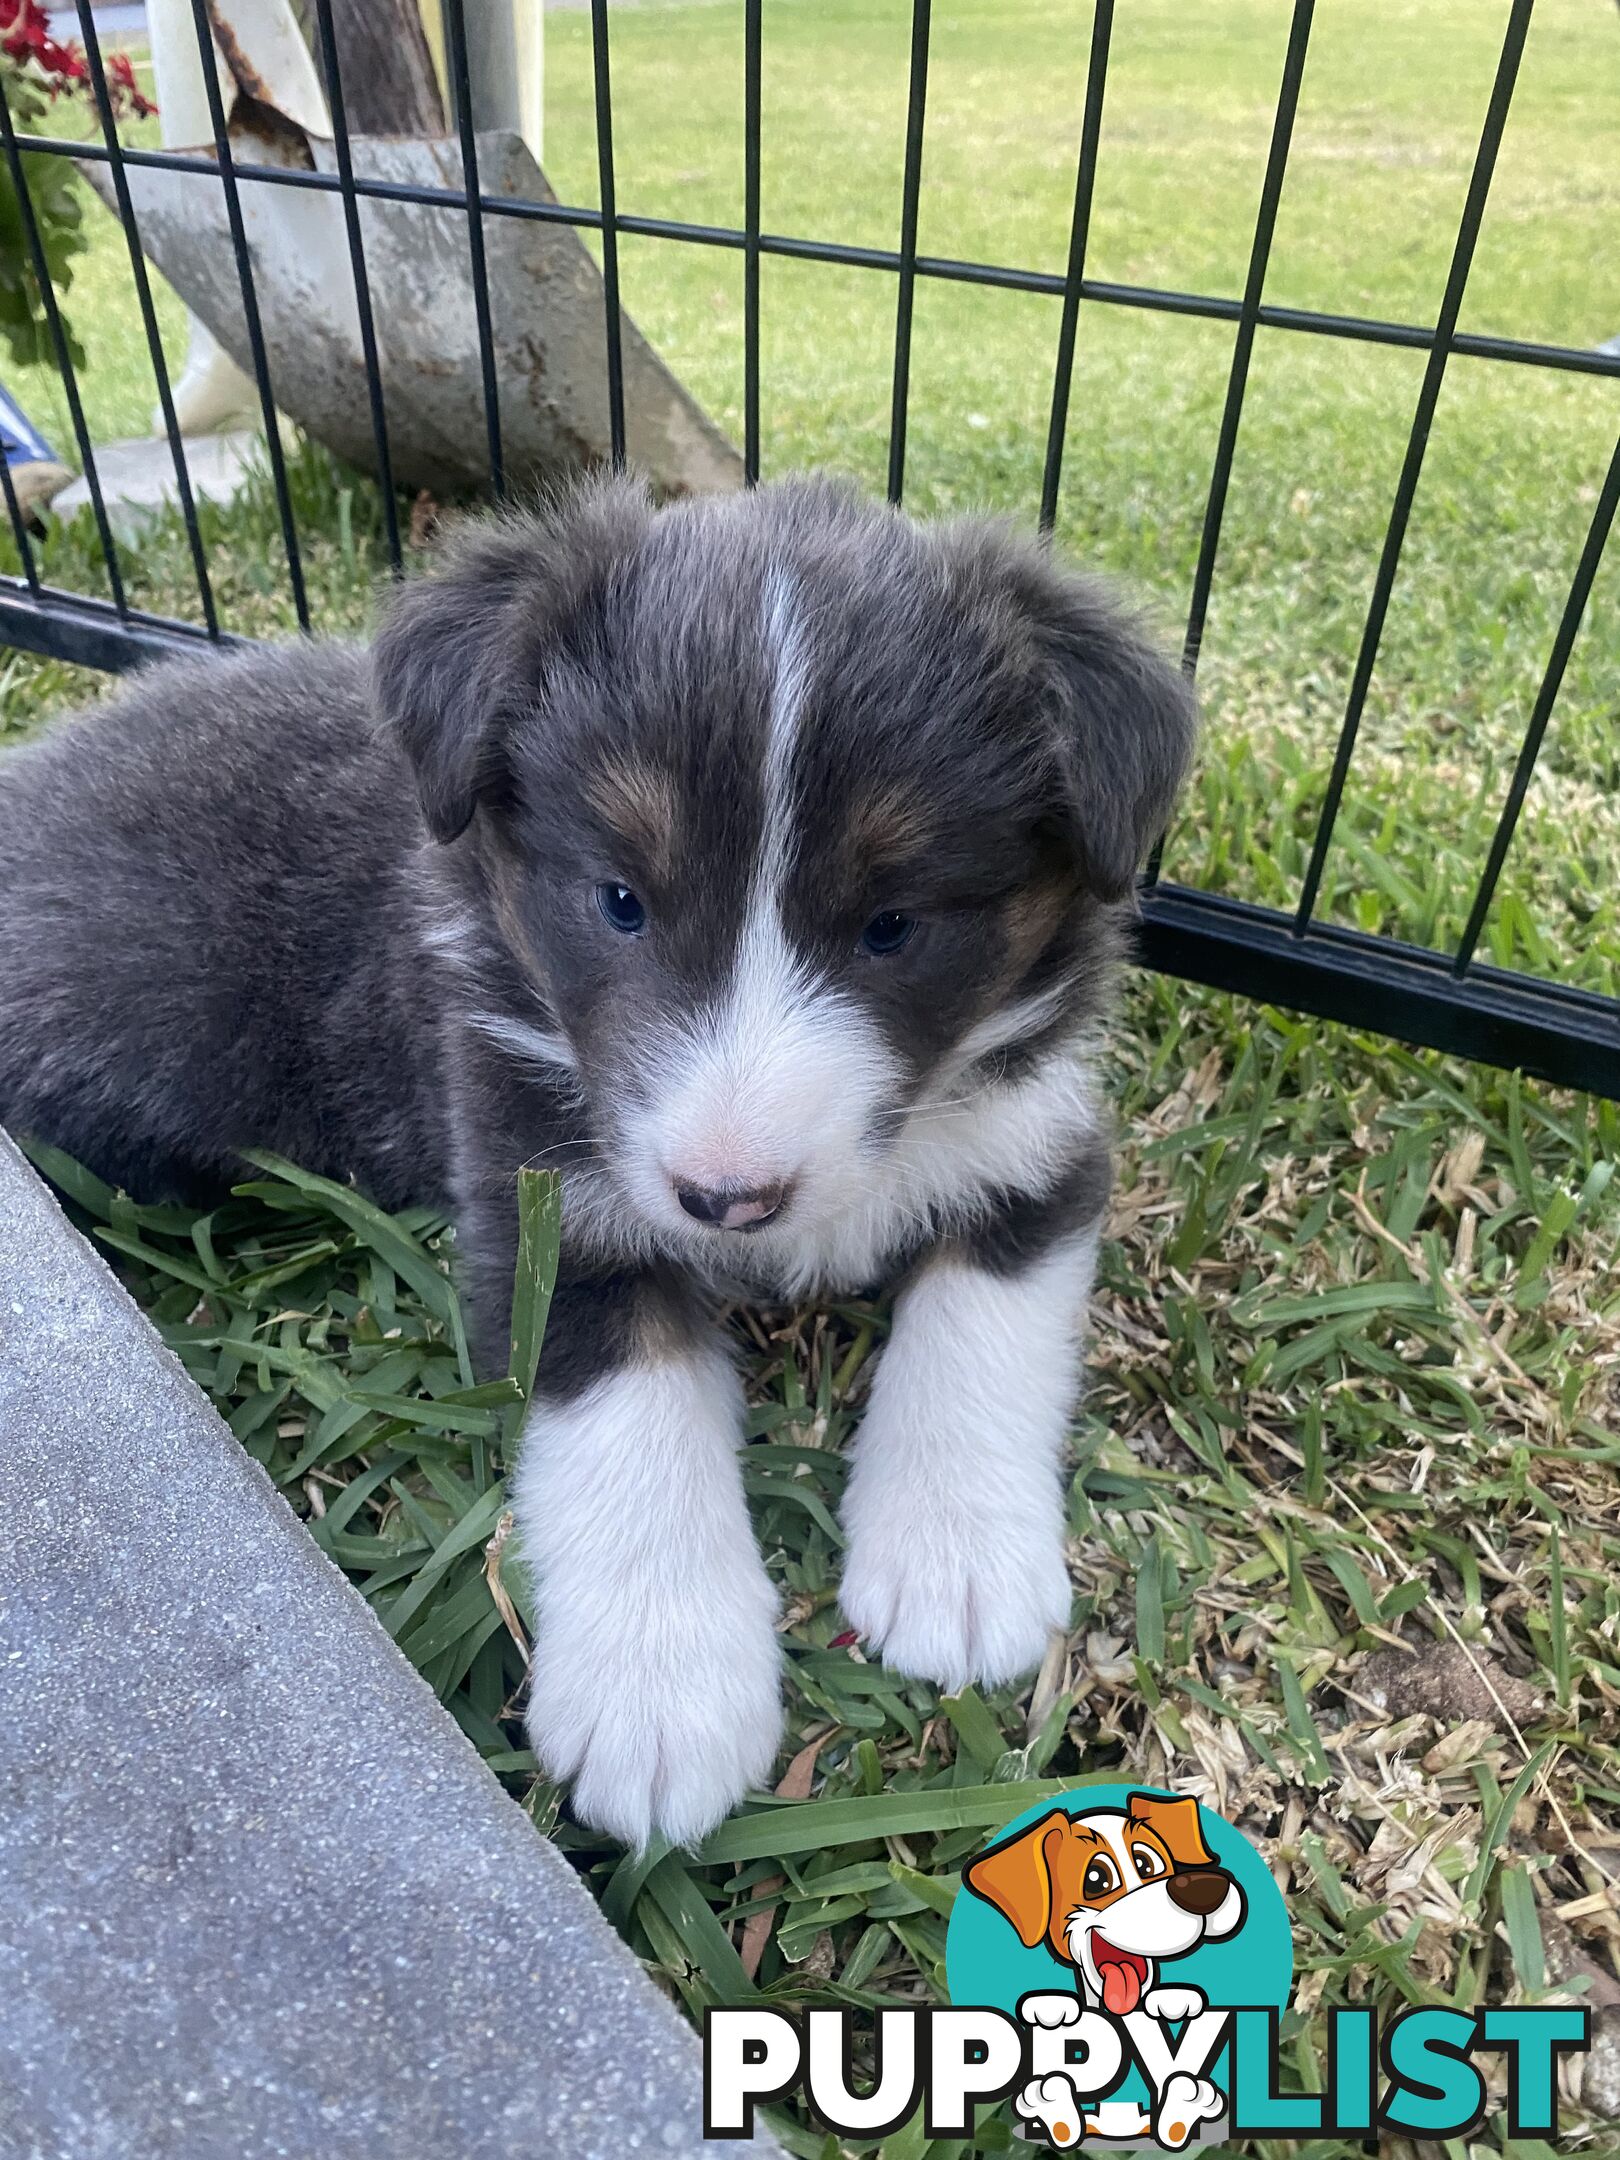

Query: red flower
[2,2,87,86]
[1,0,153,114]
[106,46,155,118]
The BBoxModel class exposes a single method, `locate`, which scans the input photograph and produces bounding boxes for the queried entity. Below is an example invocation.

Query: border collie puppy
[0,475,1194,1848]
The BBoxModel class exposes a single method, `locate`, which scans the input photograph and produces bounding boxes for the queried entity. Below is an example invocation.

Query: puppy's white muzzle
[627,910,898,1250]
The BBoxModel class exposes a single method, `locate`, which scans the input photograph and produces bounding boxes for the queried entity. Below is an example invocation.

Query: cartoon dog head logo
[964,1791,1247,2016]
[947,1784,1292,2150]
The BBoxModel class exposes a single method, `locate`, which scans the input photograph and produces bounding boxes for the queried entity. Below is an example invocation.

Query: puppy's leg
[512,1270,782,1849]
[448,1035,584,1378]
[839,1207,1100,1691]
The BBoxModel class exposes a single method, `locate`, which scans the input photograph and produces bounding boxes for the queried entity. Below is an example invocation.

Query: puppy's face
[376,478,1194,1266]
[965,1796,1246,2013]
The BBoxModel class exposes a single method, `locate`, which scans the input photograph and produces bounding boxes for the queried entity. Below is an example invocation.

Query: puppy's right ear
[963,1809,1068,1948]
[373,473,654,844]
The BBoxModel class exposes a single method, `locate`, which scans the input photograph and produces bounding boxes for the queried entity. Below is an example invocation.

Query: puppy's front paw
[1153,2073,1223,2150]
[1017,2072,1087,2148]
[527,1563,782,1850]
[1143,1984,1206,2024]
[1020,1992,1084,2029]
[839,1473,1070,1692]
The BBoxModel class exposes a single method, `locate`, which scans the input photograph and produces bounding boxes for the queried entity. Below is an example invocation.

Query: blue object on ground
[0,379,61,475]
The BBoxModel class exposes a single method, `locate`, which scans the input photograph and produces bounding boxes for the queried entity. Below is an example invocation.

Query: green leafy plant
[0,2,152,369]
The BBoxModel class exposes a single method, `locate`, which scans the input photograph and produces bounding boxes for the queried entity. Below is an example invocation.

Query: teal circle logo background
[945,1783,1293,2105]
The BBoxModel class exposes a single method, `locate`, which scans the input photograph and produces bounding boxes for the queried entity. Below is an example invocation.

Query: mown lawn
[3,4,1620,2154]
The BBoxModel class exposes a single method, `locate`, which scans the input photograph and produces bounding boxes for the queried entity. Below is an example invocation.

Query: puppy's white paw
[1017,2072,1086,2148]
[837,1243,1091,1693]
[839,1485,1070,1691]
[1020,1991,1084,2029]
[514,1350,784,1851]
[527,1565,782,1849]
[1143,1984,1206,2024]
[1153,2073,1223,2150]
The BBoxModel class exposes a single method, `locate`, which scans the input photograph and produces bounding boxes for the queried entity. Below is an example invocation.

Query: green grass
[6,0,1618,983]
[3,4,1620,2153]
[26,988,1620,2158]
[538,0,1620,990]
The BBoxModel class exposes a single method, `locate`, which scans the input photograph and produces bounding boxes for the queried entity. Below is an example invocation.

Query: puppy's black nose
[676,1179,789,1231]
[1166,1868,1231,1916]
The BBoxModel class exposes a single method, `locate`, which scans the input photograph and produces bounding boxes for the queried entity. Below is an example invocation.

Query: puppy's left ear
[373,472,654,844]
[1126,1791,1215,1871]
[963,1809,1069,1948]
[932,521,1198,901]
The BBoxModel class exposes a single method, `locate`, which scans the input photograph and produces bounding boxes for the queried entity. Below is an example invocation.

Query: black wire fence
[1,0,1616,1096]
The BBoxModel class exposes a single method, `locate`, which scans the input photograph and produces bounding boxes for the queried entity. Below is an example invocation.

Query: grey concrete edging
[0,1132,778,2160]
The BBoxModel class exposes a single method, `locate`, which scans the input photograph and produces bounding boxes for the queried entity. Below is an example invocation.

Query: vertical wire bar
[1143,0,1312,889]
[0,452,42,595]
[743,0,762,486]
[1038,0,1113,534]
[444,0,506,497]
[1182,0,1313,675]
[589,0,628,469]
[1453,428,1620,975]
[184,0,308,627]
[0,74,127,615]
[310,0,401,570]
[886,0,932,506]
[74,1,217,631]
[1293,0,1532,934]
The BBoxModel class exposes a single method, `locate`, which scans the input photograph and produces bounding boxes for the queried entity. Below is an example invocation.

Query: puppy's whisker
[516,1140,601,1172]
[893,1099,991,1128]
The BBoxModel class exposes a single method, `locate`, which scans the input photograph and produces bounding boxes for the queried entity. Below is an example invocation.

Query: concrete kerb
[0,1130,781,2160]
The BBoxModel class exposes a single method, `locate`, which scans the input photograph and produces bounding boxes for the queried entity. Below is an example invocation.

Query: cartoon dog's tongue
[1095,1941,1146,2015]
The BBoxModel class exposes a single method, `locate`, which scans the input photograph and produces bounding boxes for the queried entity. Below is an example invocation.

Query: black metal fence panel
[1,0,1616,1097]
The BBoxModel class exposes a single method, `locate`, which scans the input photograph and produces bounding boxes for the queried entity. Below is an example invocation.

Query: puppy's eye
[1082,1857,1117,1899]
[596,882,647,935]
[1132,1845,1165,1880]
[860,910,918,957]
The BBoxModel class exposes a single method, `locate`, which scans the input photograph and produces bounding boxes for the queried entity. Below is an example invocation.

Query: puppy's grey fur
[0,639,448,1210]
[0,474,1194,1847]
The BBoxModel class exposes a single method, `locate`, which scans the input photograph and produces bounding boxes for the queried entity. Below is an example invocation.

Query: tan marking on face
[1000,875,1074,979]
[487,847,552,990]
[957,869,1085,1056]
[584,755,678,882]
[1010,876,1071,963]
[846,779,936,866]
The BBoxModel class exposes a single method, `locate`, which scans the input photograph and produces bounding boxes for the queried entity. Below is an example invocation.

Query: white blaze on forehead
[760,560,811,881]
[622,564,900,1223]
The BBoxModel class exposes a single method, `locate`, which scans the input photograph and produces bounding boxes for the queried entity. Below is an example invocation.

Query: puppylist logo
[705,1784,1589,2148]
